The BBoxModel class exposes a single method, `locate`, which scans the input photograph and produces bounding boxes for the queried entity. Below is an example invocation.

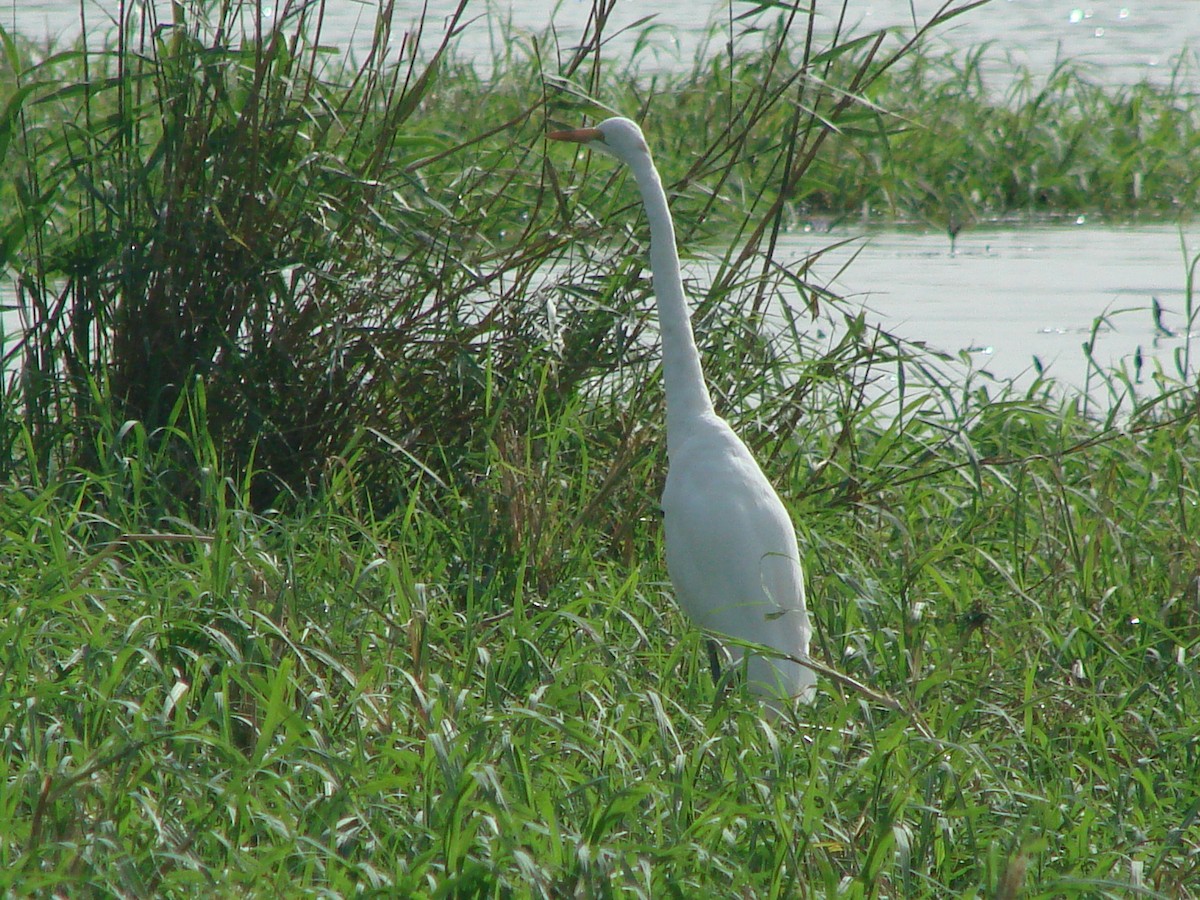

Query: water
[8,1,1199,92]
[12,223,1189,399]
[773,223,1199,397]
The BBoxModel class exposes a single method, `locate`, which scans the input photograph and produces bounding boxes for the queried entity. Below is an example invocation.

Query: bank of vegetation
[1,0,1198,895]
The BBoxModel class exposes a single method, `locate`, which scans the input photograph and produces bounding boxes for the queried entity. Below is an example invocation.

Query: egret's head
[547,116,651,165]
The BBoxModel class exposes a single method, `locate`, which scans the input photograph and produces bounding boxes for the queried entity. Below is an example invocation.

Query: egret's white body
[549,117,816,706]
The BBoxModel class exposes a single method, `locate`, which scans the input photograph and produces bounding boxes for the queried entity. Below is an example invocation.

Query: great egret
[548,117,816,707]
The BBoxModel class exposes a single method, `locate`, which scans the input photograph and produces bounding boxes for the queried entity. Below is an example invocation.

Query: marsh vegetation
[1,0,1198,894]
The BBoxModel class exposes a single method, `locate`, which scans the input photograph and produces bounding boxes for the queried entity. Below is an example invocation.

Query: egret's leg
[706,639,723,685]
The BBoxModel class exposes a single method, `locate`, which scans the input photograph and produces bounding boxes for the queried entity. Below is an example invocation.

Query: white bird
[548,117,816,708]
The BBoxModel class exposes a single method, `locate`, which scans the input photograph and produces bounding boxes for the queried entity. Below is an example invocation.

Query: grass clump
[855,48,1200,229]
[1,0,1199,895]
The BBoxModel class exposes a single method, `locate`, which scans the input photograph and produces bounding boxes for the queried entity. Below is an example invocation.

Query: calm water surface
[8,1,1199,91]
[774,223,1199,396]
[9,224,1192,396]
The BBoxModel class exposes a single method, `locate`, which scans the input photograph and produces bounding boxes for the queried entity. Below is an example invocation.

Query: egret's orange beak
[547,127,603,143]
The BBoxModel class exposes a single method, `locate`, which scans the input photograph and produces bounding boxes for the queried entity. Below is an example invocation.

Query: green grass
[2,371,1199,896]
[1,0,1200,895]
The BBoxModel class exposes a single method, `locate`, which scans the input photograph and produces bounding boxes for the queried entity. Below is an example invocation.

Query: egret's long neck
[629,153,715,444]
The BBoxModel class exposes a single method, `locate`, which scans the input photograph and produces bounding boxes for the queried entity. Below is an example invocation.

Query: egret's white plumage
[548,117,816,706]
